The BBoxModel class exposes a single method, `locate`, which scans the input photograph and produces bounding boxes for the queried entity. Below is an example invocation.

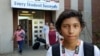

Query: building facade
[0,0,64,54]
[92,0,100,43]
[0,0,94,54]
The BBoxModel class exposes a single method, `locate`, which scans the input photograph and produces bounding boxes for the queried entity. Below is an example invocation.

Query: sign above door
[11,0,59,10]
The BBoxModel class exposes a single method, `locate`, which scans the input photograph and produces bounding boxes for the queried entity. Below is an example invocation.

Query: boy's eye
[63,26,67,27]
[74,25,77,27]
[63,25,69,28]
[74,24,79,28]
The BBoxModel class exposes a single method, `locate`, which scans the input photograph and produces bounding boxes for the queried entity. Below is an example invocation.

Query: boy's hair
[55,9,85,32]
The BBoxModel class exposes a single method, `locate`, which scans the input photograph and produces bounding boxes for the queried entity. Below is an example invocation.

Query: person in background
[46,22,59,47]
[42,22,49,38]
[46,10,100,56]
[13,25,25,54]
[42,22,49,48]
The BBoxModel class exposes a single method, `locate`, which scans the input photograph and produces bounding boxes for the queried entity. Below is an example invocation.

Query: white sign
[11,0,59,10]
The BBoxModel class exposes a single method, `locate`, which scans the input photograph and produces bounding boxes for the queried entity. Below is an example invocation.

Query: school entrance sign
[11,0,59,10]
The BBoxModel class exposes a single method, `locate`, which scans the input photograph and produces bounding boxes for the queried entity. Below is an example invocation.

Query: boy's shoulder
[52,42,95,56]
[52,43,60,56]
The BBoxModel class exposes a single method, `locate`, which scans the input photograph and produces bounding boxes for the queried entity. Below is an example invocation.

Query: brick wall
[92,0,100,43]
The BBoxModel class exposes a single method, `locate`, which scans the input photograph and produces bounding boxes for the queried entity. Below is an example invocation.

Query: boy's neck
[63,39,79,51]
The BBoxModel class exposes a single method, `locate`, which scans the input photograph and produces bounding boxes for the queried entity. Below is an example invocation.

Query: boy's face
[60,17,82,42]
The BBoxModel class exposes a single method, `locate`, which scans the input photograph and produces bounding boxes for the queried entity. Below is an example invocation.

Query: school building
[0,0,95,54]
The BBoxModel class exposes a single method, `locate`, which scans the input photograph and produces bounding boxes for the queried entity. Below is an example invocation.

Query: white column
[71,0,78,10]
[83,0,92,43]
[0,0,13,54]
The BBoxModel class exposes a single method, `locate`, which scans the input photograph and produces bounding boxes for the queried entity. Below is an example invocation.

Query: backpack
[32,42,40,50]
[52,42,94,56]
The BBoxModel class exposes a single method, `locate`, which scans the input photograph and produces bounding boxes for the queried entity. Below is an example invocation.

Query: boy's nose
[69,27,74,34]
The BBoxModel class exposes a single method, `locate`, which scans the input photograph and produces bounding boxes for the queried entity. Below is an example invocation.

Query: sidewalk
[0,46,47,56]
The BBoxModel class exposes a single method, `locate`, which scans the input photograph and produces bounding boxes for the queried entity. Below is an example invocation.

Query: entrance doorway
[32,19,45,45]
[18,10,45,47]
[13,9,53,48]
[19,19,32,47]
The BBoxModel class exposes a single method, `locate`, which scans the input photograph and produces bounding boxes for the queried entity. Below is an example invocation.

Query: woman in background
[13,25,25,54]
[46,22,60,47]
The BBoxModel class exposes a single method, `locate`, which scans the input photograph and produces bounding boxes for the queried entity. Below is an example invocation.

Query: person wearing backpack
[46,10,100,56]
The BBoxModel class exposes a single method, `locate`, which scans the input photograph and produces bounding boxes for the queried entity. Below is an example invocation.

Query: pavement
[0,46,47,56]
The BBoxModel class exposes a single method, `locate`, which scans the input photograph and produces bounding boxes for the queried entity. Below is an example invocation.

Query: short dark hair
[55,9,85,32]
